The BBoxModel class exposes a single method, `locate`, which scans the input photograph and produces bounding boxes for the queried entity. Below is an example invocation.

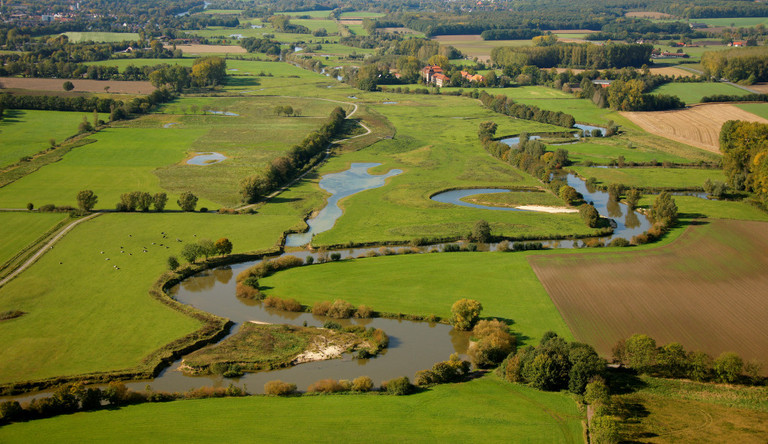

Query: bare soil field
[165,44,246,54]
[625,11,675,19]
[433,34,483,42]
[621,104,768,153]
[0,77,155,94]
[747,83,768,94]
[339,19,363,25]
[530,219,768,363]
[552,67,696,77]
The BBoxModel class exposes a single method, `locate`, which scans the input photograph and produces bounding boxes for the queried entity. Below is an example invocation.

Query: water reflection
[606,197,623,218]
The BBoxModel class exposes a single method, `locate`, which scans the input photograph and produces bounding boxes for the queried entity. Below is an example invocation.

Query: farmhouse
[652,52,689,59]
[460,71,486,83]
[433,73,449,87]
[420,65,443,83]
[592,79,612,88]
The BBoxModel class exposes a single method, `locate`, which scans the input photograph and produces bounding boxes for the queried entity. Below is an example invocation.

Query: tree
[181,243,202,263]
[625,188,641,210]
[624,334,657,372]
[650,191,678,226]
[63,81,74,91]
[589,415,621,444]
[136,192,153,212]
[153,192,168,211]
[427,54,449,68]
[215,238,233,255]
[177,192,198,212]
[468,320,516,368]
[559,186,581,205]
[76,189,98,211]
[451,298,483,330]
[713,351,743,383]
[78,116,93,134]
[167,256,179,270]
[656,342,689,378]
[478,121,498,142]
[584,378,610,406]
[471,220,491,243]
[198,239,216,259]
[579,204,600,228]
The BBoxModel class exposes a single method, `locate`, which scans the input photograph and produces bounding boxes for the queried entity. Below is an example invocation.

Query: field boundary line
[0,212,101,288]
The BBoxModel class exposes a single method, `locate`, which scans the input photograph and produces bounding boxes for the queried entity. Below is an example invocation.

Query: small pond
[285,163,403,247]
[163,122,178,128]
[431,189,525,212]
[382,101,398,105]
[206,110,239,116]
[186,152,227,166]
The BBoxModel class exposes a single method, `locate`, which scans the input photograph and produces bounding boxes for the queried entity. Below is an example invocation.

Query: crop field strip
[621,104,768,153]
[0,77,155,94]
[529,219,768,363]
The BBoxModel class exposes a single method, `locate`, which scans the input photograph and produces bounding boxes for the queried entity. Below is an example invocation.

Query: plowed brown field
[621,104,768,153]
[530,219,768,363]
[0,77,155,94]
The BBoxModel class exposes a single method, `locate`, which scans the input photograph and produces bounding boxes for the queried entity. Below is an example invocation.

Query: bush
[451,298,483,330]
[383,376,413,395]
[308,378,347,393]
[264,380,297,396]
[351,376,374,392]
[354,305,373,318]
[305,255,314,265]
[327,299,355,318]
[312,300,332,316]
[330,252,341,261]
[199,207,208,213]
[468,319,516,368]
[236,282,263,300]
[167,256,179,270]
[26,203,34,211]
[608,238,630,247]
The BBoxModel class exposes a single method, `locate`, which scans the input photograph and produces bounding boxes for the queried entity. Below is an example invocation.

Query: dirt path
[0,212,101,288]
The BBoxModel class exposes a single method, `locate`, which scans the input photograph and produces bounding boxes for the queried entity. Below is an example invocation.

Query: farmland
[529,219,768,363]
[0,212,66,268]
[0,77,154,94]
[621,104,768,153]
[61,32,140,43]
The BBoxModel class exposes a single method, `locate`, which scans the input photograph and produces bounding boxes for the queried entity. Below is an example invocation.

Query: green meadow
[650,82,749,104]
[638,195,768,222]
[571,166,727,189]
[62,32,140,42]
[0,375,584,443]
[736,103,768,119]
[0,211,303,383]
[260,252,574,345]
[0,109,95,168]
[0,212,67,267]
[695,17,768,27]
[565,139,692,165]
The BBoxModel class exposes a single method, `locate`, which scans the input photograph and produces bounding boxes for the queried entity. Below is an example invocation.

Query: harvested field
[625,11,674,19]
[621,104,768,153]
[433,34,483,42]
[0,77,155,94]
[166,44,246,54]
[551,67,696,77]
[339,19,363,25]
[530,219,768,364]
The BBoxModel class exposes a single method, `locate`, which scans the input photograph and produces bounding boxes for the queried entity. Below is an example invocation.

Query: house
[730,41,747,47]
[421,65,443,83]
[459,71,485,83]
[592,80,612,88]
[433,73,449,87]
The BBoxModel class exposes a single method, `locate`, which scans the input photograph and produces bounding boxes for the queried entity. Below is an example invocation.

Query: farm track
[621,103,768,153]
[0,212,101,288]
[530,219,768,363]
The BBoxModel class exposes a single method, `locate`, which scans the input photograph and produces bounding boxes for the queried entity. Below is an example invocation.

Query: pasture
[736,103,768,119]
[565,139,692,165]
[0,211,301,384]
[259,252,574,345]
[432,35,532,61]
[0,212,66,269]
[650,82,749,105]
[529,219,768,363]
[0,375,584,443]
[570,166,727,189]
[621,103,768,153]
[0,109,93,168]
[61,32,140,43]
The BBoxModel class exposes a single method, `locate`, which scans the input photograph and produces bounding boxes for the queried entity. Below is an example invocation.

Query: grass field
[431,35,531,61]
[621,103,768,154]
[529,219,768,363]
[695,17,768,27]
[0,212,66,267]
[650,82,749,105]
[463,190,565,207]
[0,109,93,168]
[638,194,768,222]
[260,252,574,345]
[617,375,768,442]
[62,32,140,42]
[0,375,584,443]
[566,139,692,165]
[0,77,154,94]
[0,211,303,384]
[570,166,727,189]
[736,103,768,119]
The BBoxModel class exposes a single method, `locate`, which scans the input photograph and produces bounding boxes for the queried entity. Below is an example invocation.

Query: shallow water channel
[285,163,402,246]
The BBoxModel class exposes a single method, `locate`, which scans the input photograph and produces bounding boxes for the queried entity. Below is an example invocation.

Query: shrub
[497,240,511,251]
[351,376,374,392]
[199,207,208,213]
[330,252,341,261]
[167,256,179,270]
[608,238,630,247]
[589,414,621,444]
[215,238,233,255]
[714,351,743,383]
[354,305,373,318]
[305,256,314,265]
[451,298,483,330]
[308,379,346,393]
[323,320,342,330]
[471,219,491,242]
[26,203,34,211]
[383,376,414,395]
[264,380,297,396]
[468,320,516,368]
[236,282,263,300]
[312,300,332,316]
[177,191,198,212]
[327,299,355,318]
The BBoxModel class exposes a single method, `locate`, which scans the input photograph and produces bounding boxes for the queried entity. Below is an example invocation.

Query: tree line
[491,43,653,69]
[701,47,768,83]
[240,107,347,204]
[720,120,768,209]
[479,91,576,128]
[0,87,175,118]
